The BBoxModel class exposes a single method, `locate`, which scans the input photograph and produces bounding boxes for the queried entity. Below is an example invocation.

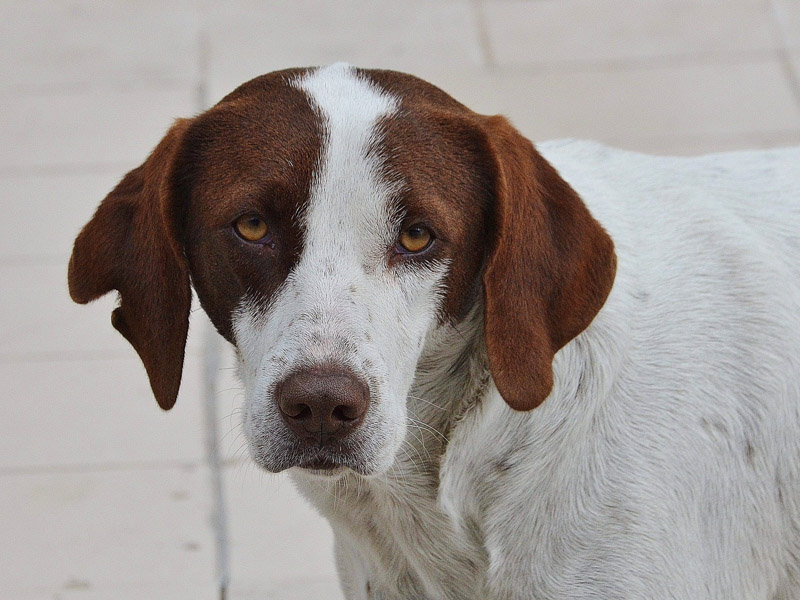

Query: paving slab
[772,0,800,48]
[229,578,346,600]
[0,354,206,471]
[211,346,248,462]
[620,130,800,157]
[483,0,779,67]
[222,464,343,599]
[790,49,800,85]
[0,263,210,359]
[202,0,483,105]
[0,0,200,91]
[210,351,344,598]
[0,86,196,172]
[0,466,216,600]
[0,169,124,262]
[423,58,800,150]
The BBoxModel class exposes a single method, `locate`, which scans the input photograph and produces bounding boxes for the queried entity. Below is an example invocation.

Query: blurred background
[1,1,799,599]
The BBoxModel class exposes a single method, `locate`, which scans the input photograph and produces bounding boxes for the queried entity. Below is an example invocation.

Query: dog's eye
[234,215,269,242]
[398,225,433,253]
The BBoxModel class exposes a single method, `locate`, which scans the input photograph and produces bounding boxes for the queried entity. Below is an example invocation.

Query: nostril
[332,404,361,422]
[283,403,312,420]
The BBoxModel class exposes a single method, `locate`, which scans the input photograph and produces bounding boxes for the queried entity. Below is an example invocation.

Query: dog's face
[182,65,493,474]
[68,64,616,477]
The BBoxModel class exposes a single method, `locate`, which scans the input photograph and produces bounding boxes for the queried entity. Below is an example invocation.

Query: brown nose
[275,367,370,444]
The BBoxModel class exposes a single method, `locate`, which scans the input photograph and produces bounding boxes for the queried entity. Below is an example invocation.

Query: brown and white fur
[69,63,800,599]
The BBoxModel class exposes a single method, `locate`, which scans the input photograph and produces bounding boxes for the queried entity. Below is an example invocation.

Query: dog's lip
[295,457,350,477]
[299,456,341,470]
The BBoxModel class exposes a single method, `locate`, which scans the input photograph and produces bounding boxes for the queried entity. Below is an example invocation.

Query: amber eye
[398,225,433,253]
[234,215,269,242]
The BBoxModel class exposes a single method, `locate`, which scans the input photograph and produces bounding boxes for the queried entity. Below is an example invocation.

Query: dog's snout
[275,367,370,443]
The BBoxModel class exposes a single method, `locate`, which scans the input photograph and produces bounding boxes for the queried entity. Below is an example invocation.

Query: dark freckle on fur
[633,290,650,302]
[493,457,515,474]
[745,440,755,466]
[309,307,323,324]
[365,372,380,390]
[349,284,357,294]
[366,581,372,594]
[340,338,358,355]
[776,474,785,507]
[365,332,372,342]
[365,517,378,536]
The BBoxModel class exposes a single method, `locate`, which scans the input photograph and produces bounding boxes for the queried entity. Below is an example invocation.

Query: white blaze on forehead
[293,63,400,256]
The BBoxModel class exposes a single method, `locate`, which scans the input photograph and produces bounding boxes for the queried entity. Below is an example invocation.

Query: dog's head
[69,64,615,476]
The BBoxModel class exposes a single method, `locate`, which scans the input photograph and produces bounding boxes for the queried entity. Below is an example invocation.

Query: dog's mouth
[291,452,364,477]
[259,445,373,477]
[298,456,342,471]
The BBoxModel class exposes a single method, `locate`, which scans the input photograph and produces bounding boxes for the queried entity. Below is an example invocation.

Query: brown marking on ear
[68,119,192,410]
[482,116,616,411]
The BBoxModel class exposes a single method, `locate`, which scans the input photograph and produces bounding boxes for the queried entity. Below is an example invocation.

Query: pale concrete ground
[1,1,799,599]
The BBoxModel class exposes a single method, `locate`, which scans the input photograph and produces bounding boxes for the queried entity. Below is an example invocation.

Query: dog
[69,63,800,599]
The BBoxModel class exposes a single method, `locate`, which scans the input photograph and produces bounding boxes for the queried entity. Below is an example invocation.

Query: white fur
[234,66,800,599]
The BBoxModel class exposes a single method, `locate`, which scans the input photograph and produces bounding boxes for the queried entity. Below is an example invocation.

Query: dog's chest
[294,470,488,599]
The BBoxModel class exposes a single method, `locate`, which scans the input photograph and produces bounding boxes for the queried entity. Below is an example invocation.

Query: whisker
[404,426,433,463]
[407,417,449,443]
[406,393,448,411]
[400,431,430,468]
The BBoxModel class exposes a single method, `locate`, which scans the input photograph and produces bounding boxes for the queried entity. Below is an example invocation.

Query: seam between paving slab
[769,0,800,108]
[203,320,230,600]
[196,35,231,597]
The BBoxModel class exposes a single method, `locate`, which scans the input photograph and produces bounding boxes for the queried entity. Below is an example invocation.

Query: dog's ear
[68,119,192,410]
[481,116,616,411]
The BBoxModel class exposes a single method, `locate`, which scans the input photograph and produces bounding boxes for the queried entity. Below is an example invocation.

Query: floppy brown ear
[68,119,192,410]
[482,116,616,411]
